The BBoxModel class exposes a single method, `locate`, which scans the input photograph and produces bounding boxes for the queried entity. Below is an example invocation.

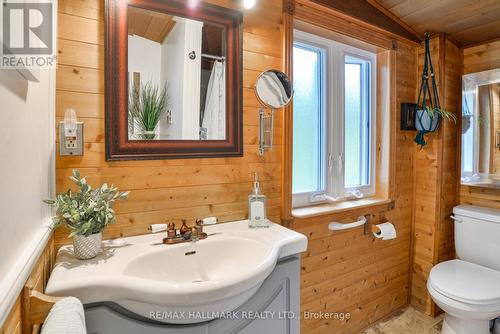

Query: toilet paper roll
[150,224,168,234]
[373,222,397,240]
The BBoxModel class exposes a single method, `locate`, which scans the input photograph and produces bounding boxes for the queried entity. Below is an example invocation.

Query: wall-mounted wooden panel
[460,185,500,209]
[411,34,461,316]
[463,39,500,74]
[295,205,411,334]
[54,0,285,248]
[438,38,461,266]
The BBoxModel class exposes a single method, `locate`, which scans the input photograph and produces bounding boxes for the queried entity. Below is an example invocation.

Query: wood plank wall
[438,38,461,266]
[0,238,55,334]
[463,39,500,75]
[461,185,500,209]
[52,1,433,333]
[460,39,500,208]
[292,2,418,332]
[54,0,285,247]
[411,34,461,316]
[411,37,440,314]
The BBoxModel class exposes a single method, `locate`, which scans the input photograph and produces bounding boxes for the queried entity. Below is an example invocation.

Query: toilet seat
[428,259,500,305]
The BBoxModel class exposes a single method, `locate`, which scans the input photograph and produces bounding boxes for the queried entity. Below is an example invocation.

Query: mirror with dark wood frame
[105,0,243,160]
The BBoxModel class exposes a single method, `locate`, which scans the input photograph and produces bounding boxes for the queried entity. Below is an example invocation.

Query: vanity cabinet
[84,256,300,334]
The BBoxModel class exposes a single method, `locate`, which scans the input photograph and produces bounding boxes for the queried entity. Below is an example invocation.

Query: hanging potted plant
[462,81,473,134]
[414,34,457,147]
[44,170,129,260]
[128,80,169,140]
[462,111,472,135]
[416,106,457,132]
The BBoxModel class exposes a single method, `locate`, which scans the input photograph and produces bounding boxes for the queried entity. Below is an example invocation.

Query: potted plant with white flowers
[44,170,129,260]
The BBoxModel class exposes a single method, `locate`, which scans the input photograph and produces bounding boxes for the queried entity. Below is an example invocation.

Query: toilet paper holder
[371,211,390,233]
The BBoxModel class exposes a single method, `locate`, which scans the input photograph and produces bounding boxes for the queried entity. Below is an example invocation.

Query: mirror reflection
[462,69,500,185]
[255,70,293,109]
[127,6,226,140]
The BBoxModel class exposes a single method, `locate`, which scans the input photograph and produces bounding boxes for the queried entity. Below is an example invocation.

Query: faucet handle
[198,217,218,225]
[196,217,217,233]
[167,223,176,238]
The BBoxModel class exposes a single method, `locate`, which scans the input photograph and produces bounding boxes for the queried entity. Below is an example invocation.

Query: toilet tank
[453,205,500,271]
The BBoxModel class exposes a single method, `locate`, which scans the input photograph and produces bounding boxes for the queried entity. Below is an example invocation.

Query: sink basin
[123,237,271,283]
[45,220,307,324]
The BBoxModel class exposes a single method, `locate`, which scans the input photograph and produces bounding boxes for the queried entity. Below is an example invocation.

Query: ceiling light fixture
[243,0,256,9]
[187,0,199,9]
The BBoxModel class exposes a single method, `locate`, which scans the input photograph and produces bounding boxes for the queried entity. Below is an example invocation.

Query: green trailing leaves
[44,169,129,237]
[425,106,457,124]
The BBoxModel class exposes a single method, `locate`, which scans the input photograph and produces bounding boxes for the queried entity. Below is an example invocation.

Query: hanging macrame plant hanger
[415,33,441,147]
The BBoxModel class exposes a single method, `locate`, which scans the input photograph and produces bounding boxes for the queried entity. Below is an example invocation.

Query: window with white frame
[292,30,376,208]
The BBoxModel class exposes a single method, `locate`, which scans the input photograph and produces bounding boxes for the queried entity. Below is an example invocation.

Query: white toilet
[428,205,500,334]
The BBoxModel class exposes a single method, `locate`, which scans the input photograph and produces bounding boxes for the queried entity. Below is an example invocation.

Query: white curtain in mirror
[202,61,226,140]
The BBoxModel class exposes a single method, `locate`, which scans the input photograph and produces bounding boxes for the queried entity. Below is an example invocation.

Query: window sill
[291,198,392,219]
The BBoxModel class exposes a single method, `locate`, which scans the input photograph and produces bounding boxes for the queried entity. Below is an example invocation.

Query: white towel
[41,297,87,334]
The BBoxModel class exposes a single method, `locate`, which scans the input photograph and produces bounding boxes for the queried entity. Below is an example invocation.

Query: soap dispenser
[248,173,270,228]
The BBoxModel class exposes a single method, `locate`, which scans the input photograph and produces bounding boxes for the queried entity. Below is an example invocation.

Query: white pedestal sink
[45,220,307,324]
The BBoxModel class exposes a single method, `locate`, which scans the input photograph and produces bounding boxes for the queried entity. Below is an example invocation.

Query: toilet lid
[429,259,500,304]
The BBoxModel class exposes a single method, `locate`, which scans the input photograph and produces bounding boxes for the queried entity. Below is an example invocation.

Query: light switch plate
[59,122,84,156]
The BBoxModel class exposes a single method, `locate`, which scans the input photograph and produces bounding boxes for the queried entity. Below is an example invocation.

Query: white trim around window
[292,30,377,208]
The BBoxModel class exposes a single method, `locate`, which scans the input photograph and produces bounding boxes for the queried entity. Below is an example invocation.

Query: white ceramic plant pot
[416,109,440,132]
[73,232,102,260]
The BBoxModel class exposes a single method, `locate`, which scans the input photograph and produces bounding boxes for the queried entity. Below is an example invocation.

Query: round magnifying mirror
[255,70,293,109]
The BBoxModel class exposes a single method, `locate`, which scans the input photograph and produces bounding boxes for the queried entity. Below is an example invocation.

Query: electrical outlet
[65,136,78,149]
[59,122,84,156]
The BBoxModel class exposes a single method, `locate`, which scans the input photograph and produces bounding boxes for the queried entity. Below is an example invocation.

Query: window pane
[344,56,370,188]
[292,44,324,194]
